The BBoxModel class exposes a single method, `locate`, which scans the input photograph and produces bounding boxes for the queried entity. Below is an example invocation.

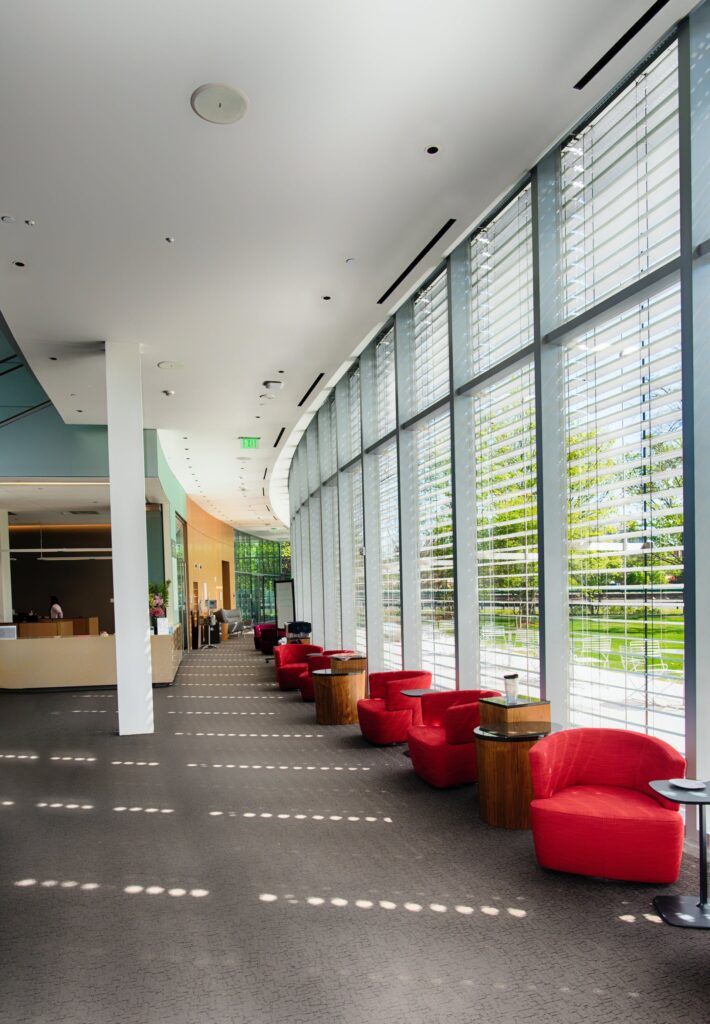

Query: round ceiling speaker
[190,83,248,124]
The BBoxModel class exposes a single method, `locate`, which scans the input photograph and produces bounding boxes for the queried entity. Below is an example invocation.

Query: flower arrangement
[148,581,170,619]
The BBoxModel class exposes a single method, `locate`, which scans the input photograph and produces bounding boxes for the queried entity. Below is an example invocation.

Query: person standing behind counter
[49,596,64,620]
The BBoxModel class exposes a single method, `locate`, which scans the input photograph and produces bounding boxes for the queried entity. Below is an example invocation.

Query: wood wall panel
[186,498,235,612]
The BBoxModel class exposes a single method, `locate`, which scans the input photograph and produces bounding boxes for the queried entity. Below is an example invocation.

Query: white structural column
[0,510,12,622]
[105,342,154,735]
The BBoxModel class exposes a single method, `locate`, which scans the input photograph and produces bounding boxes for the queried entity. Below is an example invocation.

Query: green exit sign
[240,437,260,450]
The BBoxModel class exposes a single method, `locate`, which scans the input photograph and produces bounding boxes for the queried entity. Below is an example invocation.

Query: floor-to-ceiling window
[285,15,706,763]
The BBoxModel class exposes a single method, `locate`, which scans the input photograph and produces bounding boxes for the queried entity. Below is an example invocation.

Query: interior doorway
[221,561,232,610]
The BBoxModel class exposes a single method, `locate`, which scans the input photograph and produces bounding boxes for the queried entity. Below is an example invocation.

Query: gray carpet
[0,636,707,1024]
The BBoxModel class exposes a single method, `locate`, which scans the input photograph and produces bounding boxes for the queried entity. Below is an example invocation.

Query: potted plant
[148,581,171,634]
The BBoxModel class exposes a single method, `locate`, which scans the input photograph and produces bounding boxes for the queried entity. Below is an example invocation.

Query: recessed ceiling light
[426,145,439,154]
[161,389,175,396]
[11,259,26,268]
[345,257,355,265]
[24,219,36,227]
[190,83,248,124]
[76,409,83,413]
[1,215,16,223]
[158,360,184,370]
[322,295,331,301]
[49,356,58,361]
[165,237,175,244]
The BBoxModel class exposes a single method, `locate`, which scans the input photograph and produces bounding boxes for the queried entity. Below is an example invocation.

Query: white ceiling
[0,0,694,538]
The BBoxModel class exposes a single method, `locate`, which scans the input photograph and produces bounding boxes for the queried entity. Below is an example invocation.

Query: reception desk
[0,626,183,690]
[17,617,100,639]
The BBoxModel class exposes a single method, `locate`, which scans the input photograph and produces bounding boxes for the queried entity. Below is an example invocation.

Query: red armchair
[529,728,686,883]
[357,671,433,744]
[273,643,324,690]
[406,689,501,788]
[298,651,355,702]
[253,623,273,651]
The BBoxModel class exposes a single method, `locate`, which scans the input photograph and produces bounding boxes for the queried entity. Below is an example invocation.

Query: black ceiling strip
[262,488,265,496]
[574,0,671,90]
[262,467,268,480]
[0,399,52,429]
[273,426,285,448]
[297,373,324,407]
[0,363,22,378]
[377,218,456,305]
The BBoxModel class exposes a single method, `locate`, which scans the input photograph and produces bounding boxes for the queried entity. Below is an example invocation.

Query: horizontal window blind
[299,502,312,624]
[306,423,320,495]
[318,397,336,481]
[413,409,455,688]
[308,495,324,643]
[297,444,309,507]
[348,369,362,460]
[375,329,397,438]
[328,394,338,475]
[474,362,539,696]
[560,43,679,319]
[469,186,533,378]
[412,269,450,413]
[564,284,683,751]
[321,484,342,649]
[376,442,402,669]
[351,464,367,653]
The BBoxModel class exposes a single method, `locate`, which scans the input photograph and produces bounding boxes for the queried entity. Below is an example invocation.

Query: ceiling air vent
[297,374,324,408]
[377,219,456,305]
[574,0,671,90]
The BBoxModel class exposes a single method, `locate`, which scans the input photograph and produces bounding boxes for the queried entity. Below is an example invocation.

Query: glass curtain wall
[234,530,291,623]
[287,15,707,763]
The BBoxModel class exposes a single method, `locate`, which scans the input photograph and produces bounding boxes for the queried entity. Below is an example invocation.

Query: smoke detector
[262,380,284,391]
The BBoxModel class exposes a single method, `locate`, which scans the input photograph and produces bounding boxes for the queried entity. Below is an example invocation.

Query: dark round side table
[649,779,710,929]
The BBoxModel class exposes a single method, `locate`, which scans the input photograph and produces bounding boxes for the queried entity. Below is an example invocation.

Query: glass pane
[564,285,684,751]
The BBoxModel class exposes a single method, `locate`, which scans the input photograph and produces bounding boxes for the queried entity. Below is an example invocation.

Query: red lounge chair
[406,689,501,787]
[253,623,275,651]
[357,671,433,744]
[298,651,355,702]
[273,643,324,690]
[529,727,686,883]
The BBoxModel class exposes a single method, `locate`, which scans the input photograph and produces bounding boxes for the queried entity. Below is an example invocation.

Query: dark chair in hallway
[529,727,686,883]
[406,689,501,788]
[259,626,287,659]
[357,670,432,744]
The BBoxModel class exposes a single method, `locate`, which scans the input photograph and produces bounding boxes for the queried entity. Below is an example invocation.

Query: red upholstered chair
[406,689,502,788]
[298,651,355,702]
[253,623,273,651]
[357,671,433,744]
[529,728,686,883]
[274,643,324,690]
[260,626,287,658]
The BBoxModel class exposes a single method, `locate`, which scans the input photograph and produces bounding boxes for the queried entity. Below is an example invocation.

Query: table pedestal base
[653,895,710,929]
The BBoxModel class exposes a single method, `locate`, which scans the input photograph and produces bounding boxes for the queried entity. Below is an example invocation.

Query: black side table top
[311,668,363,677]
[479,696,550,709]
[649,780,710,804]
[474,722,562,742]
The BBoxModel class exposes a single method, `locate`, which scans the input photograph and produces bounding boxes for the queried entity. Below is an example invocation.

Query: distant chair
[578,636,612,666]
[406,689,501,788]
[623,638,668,672]
[514,629,540,656]
[480,626,507,648]
[273,643,324,690]
[357,671,432,744]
